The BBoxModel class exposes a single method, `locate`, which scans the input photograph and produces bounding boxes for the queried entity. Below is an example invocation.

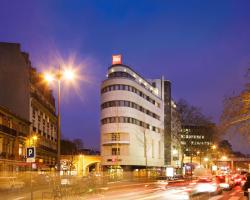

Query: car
[216,175,234,190]
[191,177,222,196]
[231,174,242,185]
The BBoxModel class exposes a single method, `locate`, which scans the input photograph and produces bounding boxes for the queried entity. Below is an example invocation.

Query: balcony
[0,124,17,136]
[0,125,28,137]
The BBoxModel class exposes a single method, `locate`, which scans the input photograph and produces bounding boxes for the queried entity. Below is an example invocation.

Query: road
[1,181,246,200]
[210,186,245,200]
[83,182,245,200]
[82,183,244,200]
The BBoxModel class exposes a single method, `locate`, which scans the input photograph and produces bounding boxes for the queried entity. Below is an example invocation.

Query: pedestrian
[243,175,250,199]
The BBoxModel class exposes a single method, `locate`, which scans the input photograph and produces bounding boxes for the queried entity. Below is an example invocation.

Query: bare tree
[176,99,215,168]
[73,138,84,151]
[220,69,250,142]
[177,99,212,126]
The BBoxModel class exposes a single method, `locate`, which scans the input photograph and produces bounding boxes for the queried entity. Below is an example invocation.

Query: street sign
[26,147,36,163]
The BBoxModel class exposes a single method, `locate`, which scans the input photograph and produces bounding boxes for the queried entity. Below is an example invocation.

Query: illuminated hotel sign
[112,54,122,65]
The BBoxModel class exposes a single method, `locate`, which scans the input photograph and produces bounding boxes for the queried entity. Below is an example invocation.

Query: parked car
[0,177,25,191]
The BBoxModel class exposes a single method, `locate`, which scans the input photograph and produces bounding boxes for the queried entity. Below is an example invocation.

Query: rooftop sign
[112,54,122,65]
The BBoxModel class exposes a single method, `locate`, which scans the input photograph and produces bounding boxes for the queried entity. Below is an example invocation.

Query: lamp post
[44,67,76,171]
[204,157,209,168]
[26,135,37,200]
[211,144,217,166]
[197,151,201,165]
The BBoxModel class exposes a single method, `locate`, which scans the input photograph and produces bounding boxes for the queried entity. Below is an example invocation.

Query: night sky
[1,1,250,152]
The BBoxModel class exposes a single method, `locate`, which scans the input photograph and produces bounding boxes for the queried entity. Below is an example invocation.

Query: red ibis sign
[112,54,122,65]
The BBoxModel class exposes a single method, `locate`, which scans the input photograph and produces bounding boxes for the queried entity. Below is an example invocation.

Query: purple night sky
[0,0,250,152]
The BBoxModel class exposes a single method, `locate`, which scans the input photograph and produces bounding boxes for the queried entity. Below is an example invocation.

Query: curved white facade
[100,64,165,169]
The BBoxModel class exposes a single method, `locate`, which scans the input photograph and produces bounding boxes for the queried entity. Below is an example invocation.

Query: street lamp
[32,135,38,142]
[204,157,209,162]
[44,67,76,171]
[221,156,227,161]
[204,157,209,168]
[197,151,201,165]
[26,135,38,147]
[173,149,178,155]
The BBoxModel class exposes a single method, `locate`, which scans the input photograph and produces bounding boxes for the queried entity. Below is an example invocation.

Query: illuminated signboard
[112,54,122,65]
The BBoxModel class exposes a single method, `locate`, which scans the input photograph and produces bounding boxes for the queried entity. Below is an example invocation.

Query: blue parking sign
[26,147,36,162]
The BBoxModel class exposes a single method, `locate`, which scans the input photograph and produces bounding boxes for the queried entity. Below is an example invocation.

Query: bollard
[248,188,250,200]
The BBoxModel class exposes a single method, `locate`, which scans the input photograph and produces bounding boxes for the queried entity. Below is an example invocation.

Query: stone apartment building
[0,42,58,171]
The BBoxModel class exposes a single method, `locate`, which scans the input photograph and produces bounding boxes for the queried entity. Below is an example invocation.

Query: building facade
[170,101,182,168]
[181,124,216,164]
[100,58,165,171]
[148,79,173,166]
[0,42,58,170]
[29,66,58,168]
[0,105,30,173]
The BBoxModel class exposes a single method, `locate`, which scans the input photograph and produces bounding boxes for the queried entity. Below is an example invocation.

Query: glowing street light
[43,67,77,171]
[26,135,38,147]
[172,149,178,155]
[212,145,216,150]
[32,135,38,141]
[221,156,227,161]
[204,157,209,162]
[63,69,75,81]
[44,72,54,83]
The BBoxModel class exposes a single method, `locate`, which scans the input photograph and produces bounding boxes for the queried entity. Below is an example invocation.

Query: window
[124,101,129,107]
[111,133,120,141]
[158,141,161,158]
[112,148,120,155]
[124,117,129,123]
[0,138,3,153]
[101,101,160,120]
[110,117,116,123]
[101,117,161,133]
[152,140,154,158]
[18,144,23,156]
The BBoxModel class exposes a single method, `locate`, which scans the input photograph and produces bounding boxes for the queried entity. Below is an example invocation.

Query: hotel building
[100,55,179,171]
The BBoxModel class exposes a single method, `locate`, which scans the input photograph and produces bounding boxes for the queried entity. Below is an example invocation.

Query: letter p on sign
[26,147,36,163]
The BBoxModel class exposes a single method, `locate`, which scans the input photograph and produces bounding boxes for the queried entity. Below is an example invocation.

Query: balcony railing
[0,124,28,137]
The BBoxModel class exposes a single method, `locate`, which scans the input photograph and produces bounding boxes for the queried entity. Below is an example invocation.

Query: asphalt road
[1,181,246,200]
